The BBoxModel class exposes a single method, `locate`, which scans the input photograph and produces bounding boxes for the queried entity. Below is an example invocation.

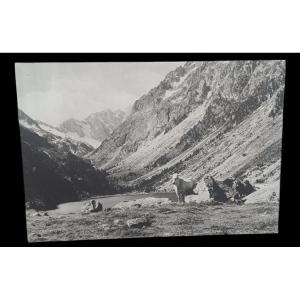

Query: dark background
[0,53,298,246]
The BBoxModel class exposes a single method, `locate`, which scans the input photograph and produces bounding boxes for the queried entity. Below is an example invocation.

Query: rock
[204,176,228,203]
[232,179,255,198]
[28,232,41,239]
[112,197,171,210]
[100,224,111,231]
[269,192,279,202]
[158,207,177,214]
[203,176,256,203]
[162,232,172,237]
[113,219,121,226]
[81,199,103,214]
[32,212,41,217]
[183,179,211,203]
[59,110,125,147]
[244,180,280,204]
[31,211,49,217]
[126,217,152,229]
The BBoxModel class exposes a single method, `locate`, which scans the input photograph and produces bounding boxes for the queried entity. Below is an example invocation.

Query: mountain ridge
[18,109,116,210]
[59,109,125,147]
[87,60,285,192]
[18,109,94,157]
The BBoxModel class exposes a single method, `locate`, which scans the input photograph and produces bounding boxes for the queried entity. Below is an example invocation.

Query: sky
[15,62,184,126]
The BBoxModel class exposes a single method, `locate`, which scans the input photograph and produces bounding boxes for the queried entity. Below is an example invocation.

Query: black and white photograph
[16,60,285,243]
[2,1,300,299]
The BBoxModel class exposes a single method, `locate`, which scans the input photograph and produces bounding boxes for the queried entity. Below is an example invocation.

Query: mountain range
[87,60,285,192]
[18,109,118,209]
[18,109,94,157]
[18,60,285,208]
[59,109,125,147]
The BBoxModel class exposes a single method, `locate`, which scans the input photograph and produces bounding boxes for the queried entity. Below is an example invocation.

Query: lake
[47,192,178,216]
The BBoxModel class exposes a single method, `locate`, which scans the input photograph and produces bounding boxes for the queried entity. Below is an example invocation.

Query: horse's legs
[180,193,185,203]
[178,193,182,203]
[176,192,180,203]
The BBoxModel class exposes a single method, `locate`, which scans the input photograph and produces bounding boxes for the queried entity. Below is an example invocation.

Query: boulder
[203,176,256,203]
[204,176,228,203]
[32,212,41,217]
[269,192,279,202]
[31,211,49,217]
[244,180,280,204]
[185,179,211,203]
[112,197,171,210]
[113,219,122,226]
[81,199,103,214]
[126,217,152,229]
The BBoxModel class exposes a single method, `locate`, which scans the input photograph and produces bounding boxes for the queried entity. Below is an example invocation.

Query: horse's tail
[192,180,198,189]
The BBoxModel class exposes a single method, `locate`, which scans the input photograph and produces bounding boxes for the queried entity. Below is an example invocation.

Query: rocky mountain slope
[18,110,116,209]
[19,109,94,157]
[59,109,125,147]
[88,60,285,193]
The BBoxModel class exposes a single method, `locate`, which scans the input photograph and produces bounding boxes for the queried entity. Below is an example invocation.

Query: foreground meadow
[26,201,279,243]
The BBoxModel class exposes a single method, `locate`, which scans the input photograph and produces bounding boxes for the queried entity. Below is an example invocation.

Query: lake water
[48,192,178,215]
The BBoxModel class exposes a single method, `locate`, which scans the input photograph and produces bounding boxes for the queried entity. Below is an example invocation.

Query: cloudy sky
[15,62,184,126]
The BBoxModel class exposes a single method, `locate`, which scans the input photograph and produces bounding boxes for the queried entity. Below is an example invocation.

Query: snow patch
[164,68,194,100]
[38,123,65,138]
[64,131,100,148]
[39,122,98,148]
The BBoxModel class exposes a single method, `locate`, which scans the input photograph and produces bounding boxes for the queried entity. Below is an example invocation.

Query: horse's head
[171,173,180,185]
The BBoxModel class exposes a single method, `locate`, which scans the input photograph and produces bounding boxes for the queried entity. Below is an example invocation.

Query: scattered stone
[101,224,110,231]
[104,208,111,212]
[164,210,177,214]
[81,199,103,214]
[269,192,279,202]
[126,217,152,229]
[28,232,41,239]
[32,212,41,217]
[158,207,177,214]
[31,211,49,217]
[162,232,173,237]
[113,219,121,226]
[256,178,265,184]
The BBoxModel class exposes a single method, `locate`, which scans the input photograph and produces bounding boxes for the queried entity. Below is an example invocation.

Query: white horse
[171,173,198,203]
